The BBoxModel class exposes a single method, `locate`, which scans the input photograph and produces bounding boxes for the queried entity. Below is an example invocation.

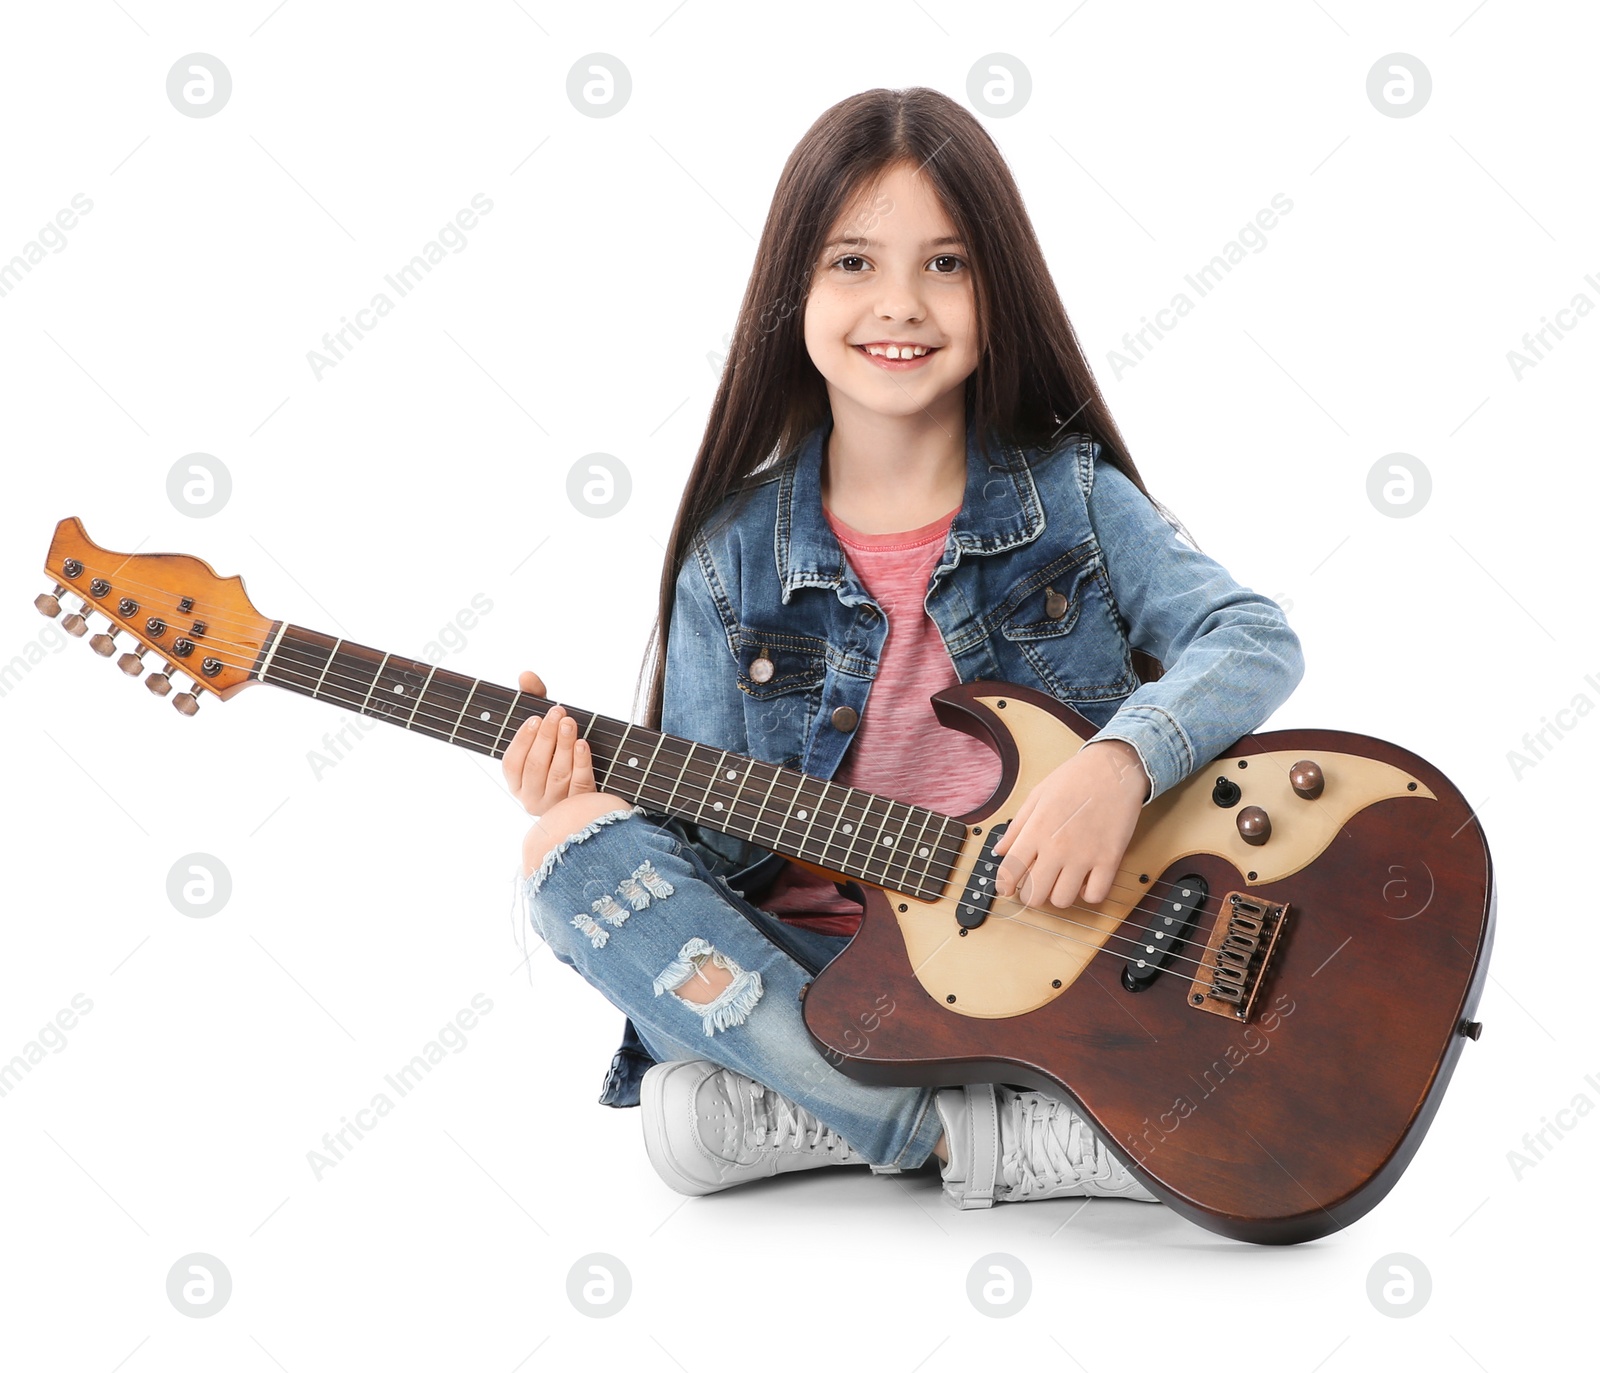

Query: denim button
[831,705,858,731]
[749,655,774,683]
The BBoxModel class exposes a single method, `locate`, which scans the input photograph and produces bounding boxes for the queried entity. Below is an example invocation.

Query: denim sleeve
[649,541,781,887]
[1081,446,1306,805]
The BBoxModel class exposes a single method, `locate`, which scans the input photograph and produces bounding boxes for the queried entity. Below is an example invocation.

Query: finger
[994,794,1037,857]
[1080,863,1116,906]
[570,732,597,794]
[500,712,538,791]
[1047,861,1090,911]
[517,670,546,696]
[995,833,1037,898]
[524,706,564,802]
[545,710,578,794]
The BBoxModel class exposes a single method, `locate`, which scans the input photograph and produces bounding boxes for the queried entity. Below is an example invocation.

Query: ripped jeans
[519,804,946,1171]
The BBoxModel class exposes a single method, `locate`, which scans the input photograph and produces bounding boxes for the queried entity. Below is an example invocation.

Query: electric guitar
[36,516,1494,1245]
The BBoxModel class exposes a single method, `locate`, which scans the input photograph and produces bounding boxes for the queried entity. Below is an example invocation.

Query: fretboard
[253,622,966,901]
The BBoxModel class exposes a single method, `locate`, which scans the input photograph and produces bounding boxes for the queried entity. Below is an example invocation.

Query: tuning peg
[117,644,149,677]
[173,686,200,716]
[146,660,175,696]
[62,602,90,637]
[90,628,119,657]
[35,584,66,617]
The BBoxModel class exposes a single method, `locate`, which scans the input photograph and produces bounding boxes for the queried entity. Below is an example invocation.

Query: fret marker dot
[392,684,404,694]
[918,846,930,857]
[628,757,638,767]
[479,711,491,721]
[880,835,893,846]
[797,810,808,820]
[712,801,724,811]
[725,768,736,780]
[842,823,853,834]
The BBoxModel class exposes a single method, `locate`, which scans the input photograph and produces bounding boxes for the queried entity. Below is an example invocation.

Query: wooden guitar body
[799,680,1495,1244]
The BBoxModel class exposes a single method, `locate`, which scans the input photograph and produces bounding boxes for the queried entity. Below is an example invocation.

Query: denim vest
[596,410,1306,1106]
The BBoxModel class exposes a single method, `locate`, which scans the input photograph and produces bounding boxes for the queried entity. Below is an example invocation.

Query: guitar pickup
[1121,875,1208,992]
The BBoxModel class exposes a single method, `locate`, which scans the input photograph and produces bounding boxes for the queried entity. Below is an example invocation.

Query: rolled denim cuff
[1087,703,1194,807]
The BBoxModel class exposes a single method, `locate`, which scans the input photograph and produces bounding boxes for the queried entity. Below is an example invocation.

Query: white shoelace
[746,1078,855,1156]
[1000,1091,1115,1197]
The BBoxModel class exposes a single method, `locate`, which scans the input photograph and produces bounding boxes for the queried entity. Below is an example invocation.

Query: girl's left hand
[991,739,1150,910]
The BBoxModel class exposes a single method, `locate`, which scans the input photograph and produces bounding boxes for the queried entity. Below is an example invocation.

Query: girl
[504,87,1303,1210]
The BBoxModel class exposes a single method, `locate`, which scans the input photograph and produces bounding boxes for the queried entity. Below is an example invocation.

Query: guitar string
[265,637,1230,929]
[55,583,1284,960]
[978,905,1240,995]
[256,641,1264,978]
[75,613,1260,937]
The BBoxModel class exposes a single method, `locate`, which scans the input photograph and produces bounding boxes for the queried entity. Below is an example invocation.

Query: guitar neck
[254,622,961,901]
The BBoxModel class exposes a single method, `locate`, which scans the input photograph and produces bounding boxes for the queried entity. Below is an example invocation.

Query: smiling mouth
[854,343,940,363]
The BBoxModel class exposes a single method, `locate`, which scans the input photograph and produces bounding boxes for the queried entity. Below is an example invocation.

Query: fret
[616,728,667,808]
[722,754,763,840]
[830,778,872,878]
[456,681,502,754]
[367,654,433,727]
[404,664,439,729]
[861,790,896,885]
[894,805,937,894]
[605,722,638,795]
[357,652,390,716]
[662,739,697,817]
[694,751,730,826]
[743,757,785,853]
[791,773,832,871]
[486,685,520,758]
[878,799,917,889]
[311,637,344,699]
[315,640,370,712]
[447,678,479,744]
[257,623,974,898]
[257,620,291,682]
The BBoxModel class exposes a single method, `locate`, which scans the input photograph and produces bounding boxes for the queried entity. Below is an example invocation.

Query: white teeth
[864,343,930,359]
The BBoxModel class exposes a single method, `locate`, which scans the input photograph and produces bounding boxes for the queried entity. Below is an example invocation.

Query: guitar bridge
[1188,892,1289,1021]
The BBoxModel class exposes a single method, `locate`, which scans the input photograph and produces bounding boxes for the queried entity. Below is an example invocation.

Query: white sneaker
[641,1059,873,1196]
[933,1083,1158,1208]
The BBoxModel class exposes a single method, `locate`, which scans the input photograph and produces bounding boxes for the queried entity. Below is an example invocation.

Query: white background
[2,1,1594,1368]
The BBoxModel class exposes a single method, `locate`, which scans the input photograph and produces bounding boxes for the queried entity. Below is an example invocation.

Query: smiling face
[803,160,981,429]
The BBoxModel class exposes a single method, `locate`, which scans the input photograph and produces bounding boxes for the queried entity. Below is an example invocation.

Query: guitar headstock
[37,517,274,715]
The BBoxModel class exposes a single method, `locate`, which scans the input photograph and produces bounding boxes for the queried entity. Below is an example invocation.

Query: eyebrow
[822,235,967,251]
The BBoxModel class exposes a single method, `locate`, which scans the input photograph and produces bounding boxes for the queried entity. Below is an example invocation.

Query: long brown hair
[634,86,1168,729]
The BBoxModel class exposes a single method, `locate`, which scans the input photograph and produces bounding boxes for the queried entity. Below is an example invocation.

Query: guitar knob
[1237,805,1271,846]
[117,645,148,677]
[35,585,66,617]
[90,630,118,657]
[173,690,200,716]
[146,662,175,696]
[1290,759,1324,800]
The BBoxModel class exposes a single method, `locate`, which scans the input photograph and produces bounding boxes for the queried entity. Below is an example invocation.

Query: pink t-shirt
[758,502,1002,937]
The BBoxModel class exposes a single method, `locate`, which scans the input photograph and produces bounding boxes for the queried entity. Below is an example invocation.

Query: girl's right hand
[500,669,598,816]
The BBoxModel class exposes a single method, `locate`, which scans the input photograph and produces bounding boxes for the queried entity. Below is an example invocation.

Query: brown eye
[833,254,867,272]
[930,254,966,273]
